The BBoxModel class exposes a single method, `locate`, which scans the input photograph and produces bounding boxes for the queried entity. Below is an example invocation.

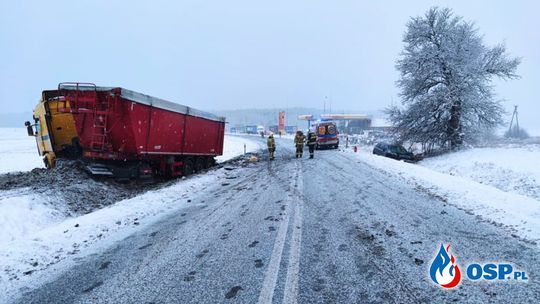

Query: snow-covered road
[8,137,540,303]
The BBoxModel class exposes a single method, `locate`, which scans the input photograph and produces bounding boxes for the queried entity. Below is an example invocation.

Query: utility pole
[515,106,520,132]
[508,105,519,134]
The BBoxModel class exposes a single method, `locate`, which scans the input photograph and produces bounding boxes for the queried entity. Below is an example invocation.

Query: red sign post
[278,111,285,135]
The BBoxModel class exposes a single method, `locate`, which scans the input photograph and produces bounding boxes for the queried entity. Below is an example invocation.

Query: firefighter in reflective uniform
[307,131,317,159]
[267,133,276,160]
[294,131,306,158]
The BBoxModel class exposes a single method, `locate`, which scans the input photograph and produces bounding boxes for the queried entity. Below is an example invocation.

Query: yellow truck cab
[25,90,79,168]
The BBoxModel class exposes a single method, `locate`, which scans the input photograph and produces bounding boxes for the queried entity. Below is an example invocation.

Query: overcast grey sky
[1,1,538,131]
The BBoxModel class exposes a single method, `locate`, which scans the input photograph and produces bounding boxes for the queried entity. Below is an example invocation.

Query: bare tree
[387,7,520,150]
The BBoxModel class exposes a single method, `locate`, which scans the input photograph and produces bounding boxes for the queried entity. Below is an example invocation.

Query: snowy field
[421,146,540,201]
[343,144,540,244]
[0,128,44,174]
[216,134,266,162]
[0,130,263,297]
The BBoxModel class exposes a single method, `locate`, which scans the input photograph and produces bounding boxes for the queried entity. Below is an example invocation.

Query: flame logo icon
[430,244,462,288]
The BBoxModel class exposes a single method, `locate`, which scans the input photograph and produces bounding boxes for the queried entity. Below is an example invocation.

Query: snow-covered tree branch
[387,7,520,150]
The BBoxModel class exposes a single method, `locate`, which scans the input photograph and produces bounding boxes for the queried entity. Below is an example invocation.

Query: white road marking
[283,162,303,304]
[258,161,304,304]
[257,170,295,304]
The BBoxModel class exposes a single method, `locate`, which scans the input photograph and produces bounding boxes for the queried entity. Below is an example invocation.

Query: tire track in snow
[283,161,303,304]
[258,160,304,304]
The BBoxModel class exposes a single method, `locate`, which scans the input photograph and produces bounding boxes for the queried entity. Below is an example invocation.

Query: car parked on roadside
[372,143,416,162]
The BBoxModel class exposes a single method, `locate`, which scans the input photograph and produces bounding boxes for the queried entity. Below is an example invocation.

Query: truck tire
[194,157,204,173]
[43,153,56,169]
[43,156,51,169]
[204,157,214,169]
[183,158,194,176]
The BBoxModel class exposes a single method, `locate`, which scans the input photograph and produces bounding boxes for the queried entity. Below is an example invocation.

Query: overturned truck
[25,82,225,179]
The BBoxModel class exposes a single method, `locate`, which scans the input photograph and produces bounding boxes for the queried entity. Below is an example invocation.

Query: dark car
[372,143,416,162]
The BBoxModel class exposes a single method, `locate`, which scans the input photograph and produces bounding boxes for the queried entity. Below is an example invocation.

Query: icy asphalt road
[14,137,540,303]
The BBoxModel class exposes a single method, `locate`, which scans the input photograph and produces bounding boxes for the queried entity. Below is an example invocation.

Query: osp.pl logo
[430,244,461,288]
[429,243,528,289]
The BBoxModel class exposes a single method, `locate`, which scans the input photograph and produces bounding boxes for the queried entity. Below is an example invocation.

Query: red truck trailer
[27,82,225,179]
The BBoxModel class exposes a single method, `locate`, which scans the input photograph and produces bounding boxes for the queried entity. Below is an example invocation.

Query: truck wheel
[194,157,204,173]
[43,156,51,169]
[183,159,194,176]
[204,157,214,169]
[43,153,56,169]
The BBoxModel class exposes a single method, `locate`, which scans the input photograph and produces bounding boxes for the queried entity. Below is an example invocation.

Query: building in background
[268,125,279,134]
[285,125,297,134]
[298,114,372,134]
[245,125,258,134]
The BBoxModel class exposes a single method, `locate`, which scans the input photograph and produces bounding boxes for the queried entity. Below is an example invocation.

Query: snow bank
[0,171,220,301]
[342,147,540,244]
[421,146,540,201]
[0,191,65,244]
[216,134,265,162]
[0,128,44,174]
